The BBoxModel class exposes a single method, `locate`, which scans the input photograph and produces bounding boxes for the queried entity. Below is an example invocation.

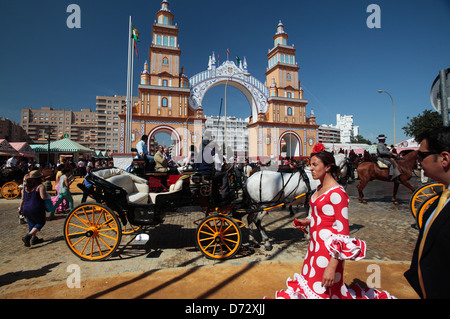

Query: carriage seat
[149,178,184,204]
[94,168,150,204]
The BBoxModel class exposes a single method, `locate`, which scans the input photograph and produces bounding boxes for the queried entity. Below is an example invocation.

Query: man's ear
[441,151,450,170]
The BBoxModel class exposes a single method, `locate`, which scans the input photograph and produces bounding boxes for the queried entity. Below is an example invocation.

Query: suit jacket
[154,151,169,173]
[404,192,450,298]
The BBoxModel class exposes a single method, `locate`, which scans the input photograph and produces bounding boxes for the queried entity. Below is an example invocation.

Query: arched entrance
[148,125,181,157]
[279,131,302,158]
[189,60,269,122]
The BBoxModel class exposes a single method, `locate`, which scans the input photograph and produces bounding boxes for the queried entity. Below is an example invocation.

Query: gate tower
[119,1,318,161]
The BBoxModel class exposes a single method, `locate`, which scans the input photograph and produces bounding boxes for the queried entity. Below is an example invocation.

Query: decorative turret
[156,0,174,25]
[140,60,150,85]
[273,20,288,47]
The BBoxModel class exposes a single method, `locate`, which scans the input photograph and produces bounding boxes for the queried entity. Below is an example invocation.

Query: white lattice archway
[189,60,269,123]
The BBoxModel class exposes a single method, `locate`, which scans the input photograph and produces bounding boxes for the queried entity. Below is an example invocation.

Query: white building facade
[204,116,249,156]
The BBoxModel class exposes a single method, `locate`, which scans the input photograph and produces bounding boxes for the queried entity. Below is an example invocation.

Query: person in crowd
[376,134,400,180]
[242,158,252,179]
[271,143,394,299]
[136,135,154,163]
[6,155,18,168]
[404,126,450,298]
[180,145,196,172]
[51,168,74,217]
[164,147,178,168]
[154,145,178,174]
[18,170,52,247]
[81,166,93,203]
[196,131,233,205]
[51,164,69,216]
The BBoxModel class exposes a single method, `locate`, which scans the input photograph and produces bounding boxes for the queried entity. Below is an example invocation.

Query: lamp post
[224,71,250,159]
[44,126,52,168]
[377,90,396,145]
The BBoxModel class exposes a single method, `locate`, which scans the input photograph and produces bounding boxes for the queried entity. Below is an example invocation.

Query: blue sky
[0,0,449,145]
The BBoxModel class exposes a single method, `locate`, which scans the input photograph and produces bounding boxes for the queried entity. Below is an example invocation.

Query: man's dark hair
[416,126,450,153]
[141,135,148,141]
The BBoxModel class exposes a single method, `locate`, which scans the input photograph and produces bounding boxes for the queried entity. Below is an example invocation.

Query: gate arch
[189,60,269,123]
[148,125,182,156]
[279,130,302,158]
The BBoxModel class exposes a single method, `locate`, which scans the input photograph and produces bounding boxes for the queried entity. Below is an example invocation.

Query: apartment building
[21,107,97,147]
[95,95,139,153]
[318,124,341,143]
[20,95,139,153]
[0,117,32,143]
[205,115,249,156]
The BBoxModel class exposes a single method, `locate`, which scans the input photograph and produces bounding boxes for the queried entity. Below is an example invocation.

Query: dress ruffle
[274,273,396,299]
[324,234,366,261]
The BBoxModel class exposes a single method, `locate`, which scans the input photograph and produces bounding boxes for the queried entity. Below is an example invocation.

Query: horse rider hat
[377,134,387,141]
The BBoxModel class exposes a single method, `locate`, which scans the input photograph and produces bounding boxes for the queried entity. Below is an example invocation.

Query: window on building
[287,107,292,116]
[162,57,168,65]
[162,98,168,107]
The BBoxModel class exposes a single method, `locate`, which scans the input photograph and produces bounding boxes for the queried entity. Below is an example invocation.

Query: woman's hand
[293,218,310,234]
[322,257,339,287]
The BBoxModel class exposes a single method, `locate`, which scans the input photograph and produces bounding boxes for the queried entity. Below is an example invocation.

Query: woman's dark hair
[311,151,340,178]
[62,167,71,174]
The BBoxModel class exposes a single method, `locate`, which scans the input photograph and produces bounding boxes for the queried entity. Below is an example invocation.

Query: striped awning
[0,139,20,156]
[31,138,93,153]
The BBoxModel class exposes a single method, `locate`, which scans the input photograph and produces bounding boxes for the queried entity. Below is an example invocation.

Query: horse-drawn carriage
[0,167,26,199]
[65,153,320,262]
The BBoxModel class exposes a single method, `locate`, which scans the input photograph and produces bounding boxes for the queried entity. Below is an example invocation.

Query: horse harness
[257,165,312,207]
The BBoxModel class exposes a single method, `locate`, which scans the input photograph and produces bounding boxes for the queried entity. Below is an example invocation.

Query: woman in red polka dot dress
[274,143,395,299]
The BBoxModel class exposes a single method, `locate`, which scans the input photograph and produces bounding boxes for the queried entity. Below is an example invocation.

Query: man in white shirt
[136,135,154,163]
[6,156,18,168]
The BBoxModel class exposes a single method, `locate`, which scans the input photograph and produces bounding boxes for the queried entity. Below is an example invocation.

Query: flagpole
[125,16,134,154]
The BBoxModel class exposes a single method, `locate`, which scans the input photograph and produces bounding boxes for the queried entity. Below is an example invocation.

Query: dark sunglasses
[417,151,438,161]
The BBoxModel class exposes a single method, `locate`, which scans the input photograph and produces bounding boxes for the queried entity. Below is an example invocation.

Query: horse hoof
[360,200,367,204]
[264,243,273,251]
[393,201,399,205]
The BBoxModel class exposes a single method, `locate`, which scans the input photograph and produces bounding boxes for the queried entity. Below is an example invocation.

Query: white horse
[243,154,346,250]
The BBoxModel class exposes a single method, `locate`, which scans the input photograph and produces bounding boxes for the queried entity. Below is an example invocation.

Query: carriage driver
[376,134,401,180]
[196,130,233,205]
[136,135,155,168]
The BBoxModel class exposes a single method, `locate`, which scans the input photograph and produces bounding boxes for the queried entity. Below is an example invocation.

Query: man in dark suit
[404,126,450,298]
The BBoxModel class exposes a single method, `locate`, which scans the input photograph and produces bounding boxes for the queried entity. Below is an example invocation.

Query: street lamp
[377,90,396,145]
[44,125,53,168]
[224,72,250,159]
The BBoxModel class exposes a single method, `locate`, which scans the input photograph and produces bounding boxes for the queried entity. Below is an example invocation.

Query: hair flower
[312,143,325,153]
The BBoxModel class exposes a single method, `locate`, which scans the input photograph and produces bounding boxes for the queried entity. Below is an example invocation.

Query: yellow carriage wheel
[416,193,440,229]
[196,214,242,260]
[64,203,122,261]
[1,181,21,199]
[409,183,445,218]
[121,219,141,235]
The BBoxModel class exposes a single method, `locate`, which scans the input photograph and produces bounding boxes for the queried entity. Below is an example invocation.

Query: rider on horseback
[376,134,400,180]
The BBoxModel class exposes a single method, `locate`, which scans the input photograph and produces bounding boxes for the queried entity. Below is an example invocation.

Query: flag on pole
[236,56,241,66]
[227,48,230,60]
[132,26,140,59]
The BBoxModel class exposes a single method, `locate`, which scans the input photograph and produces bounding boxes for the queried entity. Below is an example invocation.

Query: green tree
[402,109,442,138]
[351,135,372,145]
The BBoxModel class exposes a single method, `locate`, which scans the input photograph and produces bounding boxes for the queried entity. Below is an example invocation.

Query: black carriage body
[82,167,164,226]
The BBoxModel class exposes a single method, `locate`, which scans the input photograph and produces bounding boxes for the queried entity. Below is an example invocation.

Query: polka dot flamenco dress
[274,185,395,299]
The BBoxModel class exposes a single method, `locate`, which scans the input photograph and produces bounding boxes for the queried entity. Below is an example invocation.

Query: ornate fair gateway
[119,0,318,161]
